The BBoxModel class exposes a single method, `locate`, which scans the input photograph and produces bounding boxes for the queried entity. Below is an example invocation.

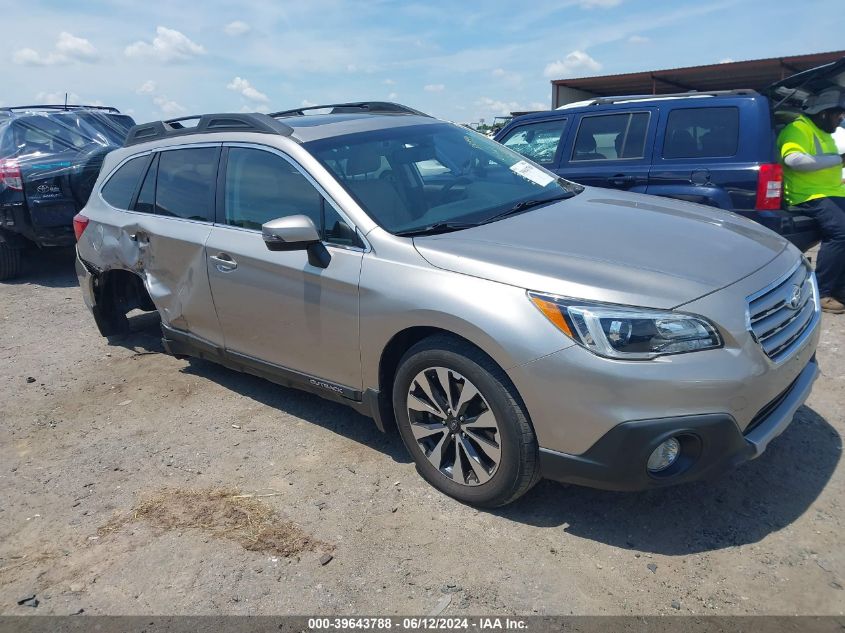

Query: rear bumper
[0,202,76,247]
[539,357,819,491]
[75,248,97,310]
[738,209,820,252]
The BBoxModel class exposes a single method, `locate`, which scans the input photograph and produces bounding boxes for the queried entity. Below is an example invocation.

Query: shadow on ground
[110,312,840,555]
[3,246,78,288]
[108,311,411,465]
[498,405,840,555]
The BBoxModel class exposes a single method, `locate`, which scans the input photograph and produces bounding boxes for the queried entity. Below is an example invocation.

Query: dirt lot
[1,247,843,616]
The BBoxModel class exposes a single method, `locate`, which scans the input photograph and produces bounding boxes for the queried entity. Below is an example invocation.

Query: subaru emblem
[786,285,802,310]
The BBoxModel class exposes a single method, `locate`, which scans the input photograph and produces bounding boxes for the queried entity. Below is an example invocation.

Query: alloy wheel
[406,366,502,486]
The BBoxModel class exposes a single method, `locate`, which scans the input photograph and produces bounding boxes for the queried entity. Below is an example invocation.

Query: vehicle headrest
[346,148,382,176]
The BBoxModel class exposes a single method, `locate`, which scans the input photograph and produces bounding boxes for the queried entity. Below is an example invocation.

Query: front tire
[392,335,539,507]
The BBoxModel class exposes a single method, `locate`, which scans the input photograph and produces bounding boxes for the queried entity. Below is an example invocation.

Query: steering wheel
[439,176,473,199]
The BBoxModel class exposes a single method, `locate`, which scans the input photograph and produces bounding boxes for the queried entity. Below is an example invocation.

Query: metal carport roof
[551,50,845,107]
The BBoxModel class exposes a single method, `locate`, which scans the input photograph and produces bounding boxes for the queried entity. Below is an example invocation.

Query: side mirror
[261,215,331,268]
[262,215,320,251]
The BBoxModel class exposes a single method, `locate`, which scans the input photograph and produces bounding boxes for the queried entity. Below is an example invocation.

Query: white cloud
[224,21,251,36]
[55,32,99,62]
[125,26,205,63]
[628,35,650,44]
[543,50,602,78]
[12,32,98,66]
[579,0,622,7]
[383,78,396,85]
[492,68,522,84]
[476,97,521,116]
[35,91,80,104]
[153,95,187,116]
[136,80,157,94]
[476,97,548,119]
[239,104,270,113]
[12,48,50,65]
[227,77,269,103]
[424,83,445,92]
[387,92,399,99]
[719,57,735,64]
[301,99,317,107]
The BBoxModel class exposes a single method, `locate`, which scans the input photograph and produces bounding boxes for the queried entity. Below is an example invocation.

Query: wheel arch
[373,325,526,432]
[89,266,156,336]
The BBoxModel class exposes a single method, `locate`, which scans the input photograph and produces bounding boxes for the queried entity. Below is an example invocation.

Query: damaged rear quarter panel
[80,190,221,344]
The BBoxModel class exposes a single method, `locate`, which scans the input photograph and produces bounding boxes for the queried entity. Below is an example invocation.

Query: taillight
[755,163,783,211]
[0,159,23,191]
[73,213,90,241]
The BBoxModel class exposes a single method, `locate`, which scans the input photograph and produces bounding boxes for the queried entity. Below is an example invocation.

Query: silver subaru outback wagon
[74,102,821,507]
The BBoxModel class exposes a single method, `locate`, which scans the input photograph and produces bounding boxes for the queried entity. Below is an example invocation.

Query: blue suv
[494,77,844,253]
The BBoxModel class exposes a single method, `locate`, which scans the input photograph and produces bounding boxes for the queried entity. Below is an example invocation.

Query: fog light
[647,438,681,473]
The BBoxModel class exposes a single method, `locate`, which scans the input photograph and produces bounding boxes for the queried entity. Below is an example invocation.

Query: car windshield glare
[304,123,580,234]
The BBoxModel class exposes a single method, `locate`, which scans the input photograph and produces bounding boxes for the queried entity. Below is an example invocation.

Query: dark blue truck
[493,63,845,253]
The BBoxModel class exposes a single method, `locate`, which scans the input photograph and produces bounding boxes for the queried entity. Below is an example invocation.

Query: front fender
[358,250,573,391]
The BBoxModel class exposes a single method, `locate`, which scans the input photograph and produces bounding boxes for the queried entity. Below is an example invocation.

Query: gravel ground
[1,246,843,616]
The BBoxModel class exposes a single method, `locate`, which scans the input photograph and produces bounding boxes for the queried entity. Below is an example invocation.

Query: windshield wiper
[483,193,576,225]
[395,222,481,237]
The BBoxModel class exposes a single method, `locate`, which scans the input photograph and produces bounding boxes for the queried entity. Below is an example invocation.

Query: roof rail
[271,101,429,118]
[124,112,295,147]
[581,89,758,106]
[0,104,121,113]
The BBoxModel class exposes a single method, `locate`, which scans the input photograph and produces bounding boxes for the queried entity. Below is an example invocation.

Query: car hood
[413,189,789,309]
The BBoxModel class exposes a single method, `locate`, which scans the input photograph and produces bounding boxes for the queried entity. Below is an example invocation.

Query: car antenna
[64,93,68,110]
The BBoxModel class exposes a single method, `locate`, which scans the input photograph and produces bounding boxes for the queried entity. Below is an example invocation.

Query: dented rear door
[98,145,224,344]
[136,145,222,342]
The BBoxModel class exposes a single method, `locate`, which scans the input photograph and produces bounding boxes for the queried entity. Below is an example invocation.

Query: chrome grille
[747,261,818,362]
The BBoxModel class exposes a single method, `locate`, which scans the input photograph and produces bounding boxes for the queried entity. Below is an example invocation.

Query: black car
[0,105,135,279]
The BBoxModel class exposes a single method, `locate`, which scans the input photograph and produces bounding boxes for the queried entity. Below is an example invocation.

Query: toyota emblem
[786,285,802,310]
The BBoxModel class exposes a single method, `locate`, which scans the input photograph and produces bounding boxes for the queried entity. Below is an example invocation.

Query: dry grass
[100,487,330,557]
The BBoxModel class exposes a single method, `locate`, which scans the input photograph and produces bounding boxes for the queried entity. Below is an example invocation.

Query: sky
[2,0,844,125]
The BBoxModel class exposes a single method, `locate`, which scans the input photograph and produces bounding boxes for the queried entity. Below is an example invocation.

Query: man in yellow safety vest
[778,88,845,313]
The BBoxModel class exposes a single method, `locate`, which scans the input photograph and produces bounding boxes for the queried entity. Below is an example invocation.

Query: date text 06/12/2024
[306,617,529,630]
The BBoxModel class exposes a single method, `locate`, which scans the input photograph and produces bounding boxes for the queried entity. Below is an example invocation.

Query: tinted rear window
[663,107,739,159]
[134,154,158,214]
[101,155,148,209]
[571,112,649,161]
[155,147,218,221]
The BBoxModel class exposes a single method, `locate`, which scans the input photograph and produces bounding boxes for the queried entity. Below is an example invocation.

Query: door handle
[608,174,636,187]
[209,253,238,272]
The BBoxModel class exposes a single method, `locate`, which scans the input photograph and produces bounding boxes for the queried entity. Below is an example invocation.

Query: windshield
[304,122,581,234]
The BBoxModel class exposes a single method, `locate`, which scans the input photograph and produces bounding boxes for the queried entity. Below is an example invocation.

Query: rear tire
[0,235,22,280]
[392,335,539,507]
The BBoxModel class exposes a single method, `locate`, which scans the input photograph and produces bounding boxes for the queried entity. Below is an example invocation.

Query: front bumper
[538,357,819,491]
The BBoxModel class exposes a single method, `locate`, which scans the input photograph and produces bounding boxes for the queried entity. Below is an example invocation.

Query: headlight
[528,292,722,360]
